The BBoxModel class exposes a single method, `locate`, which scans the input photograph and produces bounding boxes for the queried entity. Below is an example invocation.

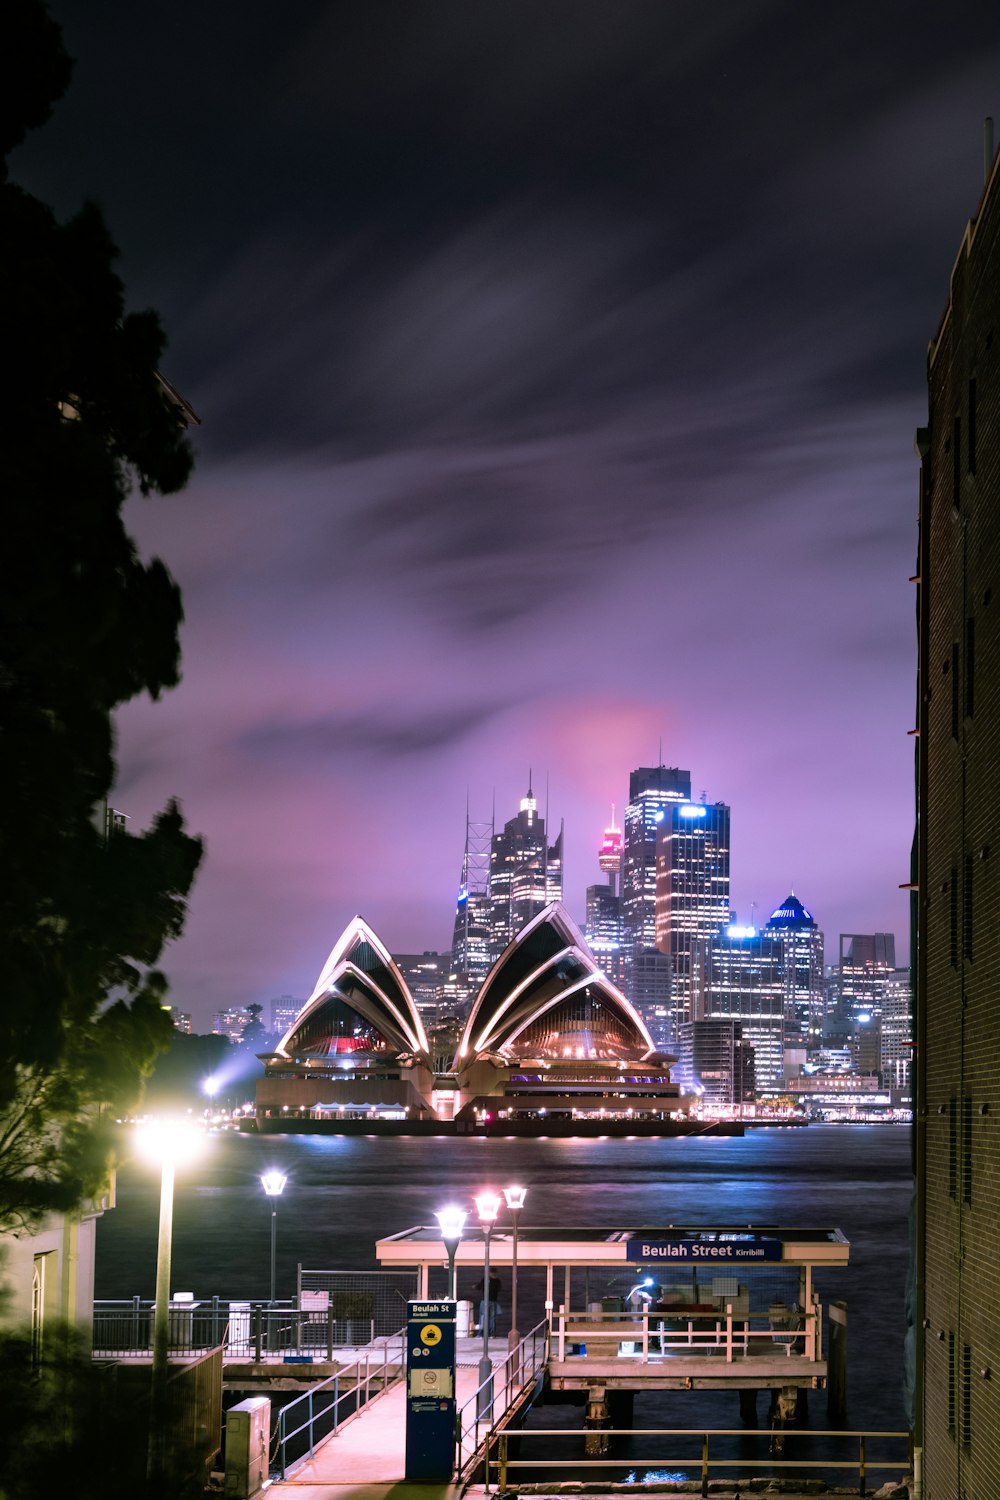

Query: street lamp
[260,1170,287,1304]
[474,1190,502,1417]
[434,1205,467,1300]
[136,1119,204,1492]
[503,1184,527,1352]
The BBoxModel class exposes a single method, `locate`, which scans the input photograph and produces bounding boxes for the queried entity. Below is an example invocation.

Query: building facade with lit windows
[763,894,825,1044]
[692,923,784,1091]
[256,905,681,1124]
[675,1018,755,1106]
[654,797,732,1040]
[620,765,691,1037]
[487,783,563,959]
[585,807,624,988]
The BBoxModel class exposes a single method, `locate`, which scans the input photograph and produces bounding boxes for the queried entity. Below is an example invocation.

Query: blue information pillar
[405,1299,457,1481]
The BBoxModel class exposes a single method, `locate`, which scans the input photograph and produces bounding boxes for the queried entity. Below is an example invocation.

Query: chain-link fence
[297,1268,419,1340]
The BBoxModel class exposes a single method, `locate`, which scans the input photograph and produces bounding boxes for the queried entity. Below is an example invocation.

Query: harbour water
[97,1122,913,1448]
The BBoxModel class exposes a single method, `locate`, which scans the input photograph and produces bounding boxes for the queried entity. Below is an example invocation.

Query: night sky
[14,2,1000,1027]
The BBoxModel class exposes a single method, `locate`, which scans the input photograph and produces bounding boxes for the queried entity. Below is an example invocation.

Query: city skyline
[13,2,1000,1026]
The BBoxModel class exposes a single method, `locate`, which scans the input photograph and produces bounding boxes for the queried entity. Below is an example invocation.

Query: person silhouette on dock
[474,1274,501,1335]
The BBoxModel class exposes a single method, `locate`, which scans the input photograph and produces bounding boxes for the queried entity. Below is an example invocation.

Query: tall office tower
[487,782,563,957]
[168,1007,192,1035]
[270,995,305,1038]
[914,130,1000,1498]
[763,894,825,1044]
[621,765,691,1037]
[654,797,731,1039]
[450,803,494,1003]
[837,933,896,1025]
[676,1019,755,1106]
[395,951,446,1025]
[585,807,624,986]
[212,1007,247,1044]
[879,968,913,1093]
[692,923,784,1091]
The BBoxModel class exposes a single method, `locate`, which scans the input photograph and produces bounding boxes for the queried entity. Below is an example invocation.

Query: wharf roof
[376,1223,849,1269]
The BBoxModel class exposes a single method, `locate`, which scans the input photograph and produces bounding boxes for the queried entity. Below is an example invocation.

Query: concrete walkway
[265,1336,507,1500]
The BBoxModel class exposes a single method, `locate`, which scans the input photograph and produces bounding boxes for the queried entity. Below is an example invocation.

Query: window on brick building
[965,616,975,718]
[962,1095,973,1205]
[968,378,976,473]
[948,1096,958,1199]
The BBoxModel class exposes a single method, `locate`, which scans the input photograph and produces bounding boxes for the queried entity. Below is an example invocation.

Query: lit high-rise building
[621,765,691,1038]
[879,967,912,1093]
[395,952,446,1025]
[693,923,784,1092]
[837,932,896,1026]
[763,893,825,1044]
[487,782,563,958]
[676,1018,755,1106]
[654,797,731,1038]
[450,802,493,1003]
[585,805,624,987]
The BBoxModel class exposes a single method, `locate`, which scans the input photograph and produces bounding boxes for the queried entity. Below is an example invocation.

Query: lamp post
[434,1205,467,1301]
[137,1119,203,1493]
[474,1190,501,1417]
[503,1184,527,1353]
[260,1170,287,1304]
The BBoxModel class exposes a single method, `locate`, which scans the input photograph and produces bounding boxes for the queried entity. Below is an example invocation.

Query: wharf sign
[627,1235,783,1263]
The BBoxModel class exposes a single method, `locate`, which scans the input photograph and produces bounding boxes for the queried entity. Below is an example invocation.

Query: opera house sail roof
[258,904,678,1125]
[457,903,655,1064]
[274,916,430,1062]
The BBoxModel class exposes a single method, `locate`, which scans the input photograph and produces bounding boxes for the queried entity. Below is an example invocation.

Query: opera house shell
[256,904,681,1125]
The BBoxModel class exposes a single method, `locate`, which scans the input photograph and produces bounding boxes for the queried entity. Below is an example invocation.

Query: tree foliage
[0,0,203,1231]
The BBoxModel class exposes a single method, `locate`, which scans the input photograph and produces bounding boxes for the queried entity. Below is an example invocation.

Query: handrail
[274,1328,406,1479]
[553,1304,820,1363]
[489,1426,912,1499]
[455,1318,549,1477]
[92,1298,380,1361]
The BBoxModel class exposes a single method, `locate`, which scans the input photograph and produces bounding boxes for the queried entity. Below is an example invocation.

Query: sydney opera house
[255,904,683,1126]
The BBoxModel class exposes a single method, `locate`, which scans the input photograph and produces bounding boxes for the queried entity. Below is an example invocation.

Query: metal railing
[488,1426,912,1499]
[552,1303,821,1363]
[273,1329,406,1479]
[455,1319,549,1476]
[92,1299,380,1361]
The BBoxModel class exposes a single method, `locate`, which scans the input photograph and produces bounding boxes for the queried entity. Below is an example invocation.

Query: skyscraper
[692,922,784,1091]
[585,807,624,987]
[487,782,563,957]
[450,801,494,1005]
[763,893,825,1044]
[621,765,690,1041]
[654,797,731,1039]
[914,126,1000,1497]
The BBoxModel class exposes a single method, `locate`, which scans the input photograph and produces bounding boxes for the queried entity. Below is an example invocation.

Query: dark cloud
[237,704,501,764]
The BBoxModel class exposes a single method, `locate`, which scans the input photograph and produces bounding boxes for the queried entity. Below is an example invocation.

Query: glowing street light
[503,1185,527,1353]
[474,1190,501,1417]
[260,1170,287,1303]
[434,1205,467,1300]
[136,1119,204,1491]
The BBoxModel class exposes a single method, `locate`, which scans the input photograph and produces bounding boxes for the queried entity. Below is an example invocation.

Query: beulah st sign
[626,1235,783,1263]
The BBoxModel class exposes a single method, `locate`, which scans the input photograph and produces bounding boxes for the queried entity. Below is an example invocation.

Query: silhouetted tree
[0,0,202,1232]
[241,1002,267,1049]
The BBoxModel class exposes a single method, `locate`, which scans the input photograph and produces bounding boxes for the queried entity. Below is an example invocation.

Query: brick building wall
[917,137,1000,1499]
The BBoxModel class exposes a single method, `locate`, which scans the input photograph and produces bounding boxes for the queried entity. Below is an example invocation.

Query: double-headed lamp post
[434,1205,467,1300]
[474,1190,502,1417]
[503,1184,527,1352]
[137,1119,204,1492]
[260,1170,287,1304]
